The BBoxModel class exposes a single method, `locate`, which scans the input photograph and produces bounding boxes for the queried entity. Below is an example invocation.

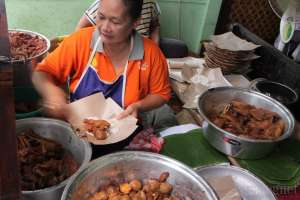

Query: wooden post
[0,0,21,199]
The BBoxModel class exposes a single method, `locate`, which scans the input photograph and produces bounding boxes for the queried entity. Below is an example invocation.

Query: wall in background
[6,0,222,53]
[158,0,222,53]
[6,0,94,38]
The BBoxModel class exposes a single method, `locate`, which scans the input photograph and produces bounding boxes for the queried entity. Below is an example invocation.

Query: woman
[33,0,171,125]
[76,0,161,44]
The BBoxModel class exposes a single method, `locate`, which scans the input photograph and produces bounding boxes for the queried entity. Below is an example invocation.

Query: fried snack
[211,100,285,140]
[9,31,47,61]
[83,119,111,140]
[89,172,180,200]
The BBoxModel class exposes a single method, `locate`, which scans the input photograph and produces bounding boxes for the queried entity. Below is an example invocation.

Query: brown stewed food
[17,129,79,190]
[9,31,47,61]
[210,100,285,140]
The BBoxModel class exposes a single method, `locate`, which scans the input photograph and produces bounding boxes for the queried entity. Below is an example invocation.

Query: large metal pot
[61,151,218,200]
[249,78,299,118]
[198,87,295,159]
[16,118,92,200]
[8,29,50,87]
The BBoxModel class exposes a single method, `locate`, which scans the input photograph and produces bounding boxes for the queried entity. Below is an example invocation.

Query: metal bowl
[8,29,50,87]
[61,151,218,200]
[195,164,277,200]
[16,117,92,200]
[197,87,295,159]
[9,29,50,63]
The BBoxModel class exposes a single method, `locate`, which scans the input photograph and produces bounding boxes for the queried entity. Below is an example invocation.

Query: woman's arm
[32,71,69,119]
[150,19,160,44]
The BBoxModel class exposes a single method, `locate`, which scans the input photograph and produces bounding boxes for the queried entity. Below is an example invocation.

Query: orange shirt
[36,27,171,108]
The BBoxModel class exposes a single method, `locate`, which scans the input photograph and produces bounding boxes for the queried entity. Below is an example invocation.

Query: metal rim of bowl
[8,29,50,63]
[15,107,43,119]
[61,151,219,200]
[195,164,277,200]
[17,117,92,195]
[197,86,296,143]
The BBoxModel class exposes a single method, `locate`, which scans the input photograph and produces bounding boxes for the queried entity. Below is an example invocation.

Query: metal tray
[195,164,277,200]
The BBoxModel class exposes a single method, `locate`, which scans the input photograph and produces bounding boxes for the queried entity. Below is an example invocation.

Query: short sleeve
[35,35,77,85]
[148,47,171,101]
[152,1,161,18]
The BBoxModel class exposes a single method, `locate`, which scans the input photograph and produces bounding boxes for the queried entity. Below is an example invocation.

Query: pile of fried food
[211,100,285,140]
[83,119,111,140]
[89,172,179,200]
[9,31,47,61]
[17,129,79,190]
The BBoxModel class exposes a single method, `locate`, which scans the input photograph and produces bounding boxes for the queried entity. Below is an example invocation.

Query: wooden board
[0,0,21,198]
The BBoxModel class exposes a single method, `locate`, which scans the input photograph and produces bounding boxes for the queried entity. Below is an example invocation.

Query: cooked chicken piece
[83,119,110,140]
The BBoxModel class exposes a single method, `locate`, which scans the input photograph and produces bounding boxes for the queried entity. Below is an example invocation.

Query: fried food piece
[88,172,179,200]
[83,119,110,140]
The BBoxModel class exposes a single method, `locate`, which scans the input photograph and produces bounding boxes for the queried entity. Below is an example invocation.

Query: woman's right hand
[32,71,69,120]
[43,86,69,120]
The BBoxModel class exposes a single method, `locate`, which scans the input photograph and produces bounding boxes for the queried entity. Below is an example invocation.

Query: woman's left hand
[116,102,141,120]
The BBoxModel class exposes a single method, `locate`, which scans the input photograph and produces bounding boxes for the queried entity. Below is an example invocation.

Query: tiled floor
[6,0,94,39]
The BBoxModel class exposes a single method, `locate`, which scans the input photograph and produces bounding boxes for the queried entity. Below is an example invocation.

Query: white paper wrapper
[181,67,232,109]
[167,56,205,69]
[66,93,138,145]
[211,32,260,51]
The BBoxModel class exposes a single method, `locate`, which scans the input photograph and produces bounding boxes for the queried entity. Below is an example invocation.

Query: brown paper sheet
[66,93,138,145]
[211,32,260,51]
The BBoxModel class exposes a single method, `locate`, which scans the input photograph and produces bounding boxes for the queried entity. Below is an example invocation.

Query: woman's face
[96,0,138,45]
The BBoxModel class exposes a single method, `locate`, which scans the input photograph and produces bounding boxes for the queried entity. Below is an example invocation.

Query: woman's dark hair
[122,0,143,20]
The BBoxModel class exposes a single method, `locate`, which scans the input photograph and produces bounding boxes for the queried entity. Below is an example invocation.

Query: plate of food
[67,93,138,145]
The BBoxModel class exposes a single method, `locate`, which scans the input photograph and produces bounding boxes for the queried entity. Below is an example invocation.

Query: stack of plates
[203,32,260,74]
[204,42,257,74]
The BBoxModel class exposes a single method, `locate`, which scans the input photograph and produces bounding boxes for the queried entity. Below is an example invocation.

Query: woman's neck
[103,37,132,59]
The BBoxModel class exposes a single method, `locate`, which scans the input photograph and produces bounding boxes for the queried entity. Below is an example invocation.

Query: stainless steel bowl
[8,29,50,87]
[17,117,92,200]
[195,164,277,200]
[197,87,295,159]
[9,29,50,63]
[61,151,218,200]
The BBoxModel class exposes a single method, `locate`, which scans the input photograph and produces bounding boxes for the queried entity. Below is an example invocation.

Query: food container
[195,164,277,200]
[7,29,50,87]
[197,87,295,159]
[16,118,92,200]
[61,151,218,200]
[249,78,299,116]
